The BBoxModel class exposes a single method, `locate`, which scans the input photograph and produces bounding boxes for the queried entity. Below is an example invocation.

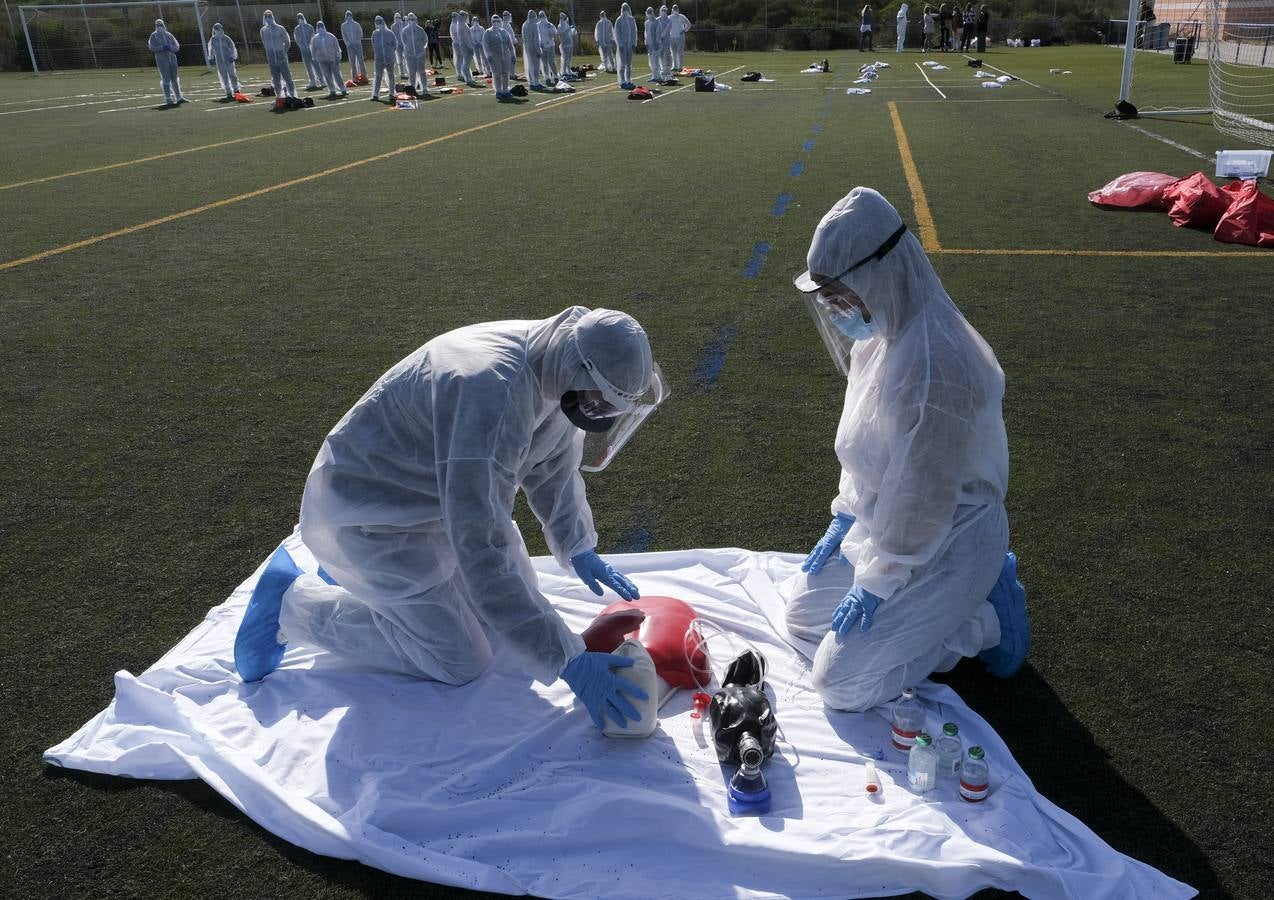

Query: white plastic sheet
[46,539,1195,900]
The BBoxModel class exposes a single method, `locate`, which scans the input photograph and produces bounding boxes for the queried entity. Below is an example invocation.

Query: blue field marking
[789,160,805,177]
[742,241,770,277]
[811,123,823,134]
[691,324,739,393]
[772,193,792,217]
[611,525,653,554]
[802,139,816,151]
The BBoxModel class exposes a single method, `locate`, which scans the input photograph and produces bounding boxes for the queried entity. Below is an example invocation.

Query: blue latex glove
[831,585,884,635]
[561,651,650,729]
[801,513,855,575]
[571,549,640,600]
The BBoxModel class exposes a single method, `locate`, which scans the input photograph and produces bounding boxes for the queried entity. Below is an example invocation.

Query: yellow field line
[0,90,603,273]
[887,101,940,252]
[932,248,1270,257]
[0,108,386,192]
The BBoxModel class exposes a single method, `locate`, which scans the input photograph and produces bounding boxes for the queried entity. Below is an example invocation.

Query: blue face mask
[829,306,876,341]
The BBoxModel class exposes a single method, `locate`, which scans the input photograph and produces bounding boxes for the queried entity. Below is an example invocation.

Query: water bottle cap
[914,732,932,747]
[968,746,985,760]
[901,687,915,699]
[942,722,959,736]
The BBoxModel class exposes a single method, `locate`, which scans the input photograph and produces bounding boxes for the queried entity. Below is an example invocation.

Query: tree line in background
[0,0,1137,69]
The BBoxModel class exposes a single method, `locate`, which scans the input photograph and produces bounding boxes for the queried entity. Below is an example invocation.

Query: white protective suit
[294,14,321,89]
[503,11,519,74]
[522,11,542,86]
[558,13,576,75]
[595,12,616,72]
[147,19,184,105]
[391,12,408,78]
[656,7,673,77]
[670,4,691,69]
[896,2,910,51]
[311,22,347,97]
[783,187,1009,712]
[537,11,559,82]
[342,11,366,79]
[643,8,661,81]
[402,13,429,92]
[614,3,637,86]
[260,12,296,99]
[370,16,397,101]
[208,23,240,99]
[484,15,515,97]
[470,17,488,76]
[455,10,478,84]
[280,308,655,686]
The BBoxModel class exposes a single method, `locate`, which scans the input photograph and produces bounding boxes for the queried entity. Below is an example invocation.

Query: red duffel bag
[1213,179,1274,247]
[1163,172,1234,230]
[1087,171,1180,210]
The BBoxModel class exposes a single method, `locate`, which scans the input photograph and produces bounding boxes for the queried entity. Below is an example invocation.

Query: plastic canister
[603,639,660,739]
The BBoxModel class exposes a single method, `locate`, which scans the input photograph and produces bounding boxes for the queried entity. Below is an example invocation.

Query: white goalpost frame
[19,0,209,74]
[1117,0,1214,116]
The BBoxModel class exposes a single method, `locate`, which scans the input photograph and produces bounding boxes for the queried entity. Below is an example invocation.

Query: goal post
[1113,0,1274,146]
[19,0,209,73]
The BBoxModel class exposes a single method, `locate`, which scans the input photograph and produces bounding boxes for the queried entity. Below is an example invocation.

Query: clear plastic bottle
[890,687,925,752]
[935,722,963,778]
[959,746,990,802]
[907,732,938,793]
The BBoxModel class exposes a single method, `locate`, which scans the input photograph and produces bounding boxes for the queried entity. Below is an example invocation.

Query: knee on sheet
[810,641,891,712]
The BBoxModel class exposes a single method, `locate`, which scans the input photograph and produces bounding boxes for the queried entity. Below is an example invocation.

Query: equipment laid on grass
[45,544,1197,899]
[1090,169,1274,246]
[19,0,208,73]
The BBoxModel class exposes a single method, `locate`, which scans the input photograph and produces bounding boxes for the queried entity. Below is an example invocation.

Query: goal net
[1115,0,1274,146]
[19,0,208,72]
[1209,0,1274,145]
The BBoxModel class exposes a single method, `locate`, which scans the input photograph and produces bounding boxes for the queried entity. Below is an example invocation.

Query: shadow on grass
[934,661,1222,899]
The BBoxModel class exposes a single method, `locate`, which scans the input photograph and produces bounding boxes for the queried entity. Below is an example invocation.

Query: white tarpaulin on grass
[46,537,1195,899]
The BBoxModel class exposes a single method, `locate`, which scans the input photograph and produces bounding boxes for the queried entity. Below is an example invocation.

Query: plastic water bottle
[907,732,938,793]
[959,746,990,802]
[891,687,925,752]
[935,722,963,778]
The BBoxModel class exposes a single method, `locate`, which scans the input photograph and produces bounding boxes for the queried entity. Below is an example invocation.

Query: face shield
[793,222,906,374]
[578,361,668,472]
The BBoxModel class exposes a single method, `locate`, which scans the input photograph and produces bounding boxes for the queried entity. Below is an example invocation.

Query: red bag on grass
[1213,179,1274,248]
[1087,171,1180,210]
[1162,172,1233,230]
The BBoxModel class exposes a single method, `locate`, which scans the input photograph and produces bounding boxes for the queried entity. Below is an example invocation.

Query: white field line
[643,64,744,103]
[914,62,947,99]
[203,85,375,112]
[902,97,1068,103]
[966,56,1213,162]
[1,83,226,116]
[0,88,139,106]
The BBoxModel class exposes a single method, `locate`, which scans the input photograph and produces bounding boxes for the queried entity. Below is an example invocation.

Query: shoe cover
[234,545,302,681]
[979,551,1029,678]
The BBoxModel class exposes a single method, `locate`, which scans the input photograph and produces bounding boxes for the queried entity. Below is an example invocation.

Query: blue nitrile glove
[561,651,650,730]
[831,585,884,635]
[802,513,855,575]
[571,549,640,600]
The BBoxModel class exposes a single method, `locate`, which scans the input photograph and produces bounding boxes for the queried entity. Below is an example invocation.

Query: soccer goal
[19,0,209,73]
[1114,0,1274,146]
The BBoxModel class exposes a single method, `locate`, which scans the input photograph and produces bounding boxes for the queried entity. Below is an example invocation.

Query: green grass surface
[2,45,1271,900]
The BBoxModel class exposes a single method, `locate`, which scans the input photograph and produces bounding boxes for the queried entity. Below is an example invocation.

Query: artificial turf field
[1,43,1271,899]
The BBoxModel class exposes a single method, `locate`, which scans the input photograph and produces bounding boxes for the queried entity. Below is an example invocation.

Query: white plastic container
[603,639,660,739]
[1215,149,1272,180]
